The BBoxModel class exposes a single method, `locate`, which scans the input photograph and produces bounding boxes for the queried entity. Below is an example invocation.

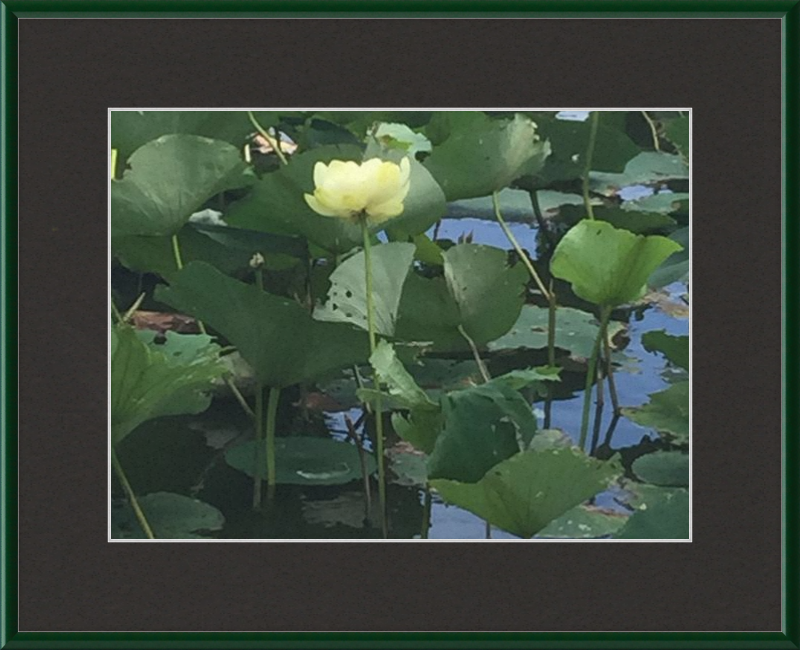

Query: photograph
[109,109,691,541]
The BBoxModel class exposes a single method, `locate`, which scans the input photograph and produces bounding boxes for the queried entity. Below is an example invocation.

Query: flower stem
[247,111,288,166]
[579,306,611,449]
[253,383,264,509]
[582,111,600,221]
[265,386,281,501]
[492,192,551,300]
[112,447,155,539]
[361,220,388,538]
[171,233,208,335]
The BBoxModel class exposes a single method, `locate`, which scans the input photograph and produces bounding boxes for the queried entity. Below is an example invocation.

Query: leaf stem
[420,488,432,539]
[492,192,551,300]
[528,190,556,251]
[265,386,281,501]
[112,447,155,539]
[226,377,255,420]
[641,111,661,152]
[345,414,372,522]
[247,111,288,166]
[171,233,207,335]
[582,111,600,221]
[579,305,611,450]
[458,325,491,383]
[603,332,621,415]
[361,220,388,538]
[253,383,264,508]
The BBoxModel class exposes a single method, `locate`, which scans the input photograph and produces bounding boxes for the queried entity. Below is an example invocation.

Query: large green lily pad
[111,134,254,237]
[156,262,369,388]
[314,243,416,337]
[622,380,690,444]
[225,437,376,485]
[424,113,551,201]
[111,492,225,539]
[550,220,683,307]
[110,325,226,446]
[427,381,537,483]
[431,447,621,538]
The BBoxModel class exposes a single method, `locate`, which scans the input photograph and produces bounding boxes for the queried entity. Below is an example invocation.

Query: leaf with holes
[314,242,416,337]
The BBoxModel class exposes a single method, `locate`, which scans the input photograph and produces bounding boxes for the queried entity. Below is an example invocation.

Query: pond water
[115,207,689,541]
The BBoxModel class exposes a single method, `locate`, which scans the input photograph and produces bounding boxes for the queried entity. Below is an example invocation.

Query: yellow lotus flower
[304,157,411,224]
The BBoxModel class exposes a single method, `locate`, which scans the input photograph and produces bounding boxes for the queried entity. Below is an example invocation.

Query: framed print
[3,2,797,647]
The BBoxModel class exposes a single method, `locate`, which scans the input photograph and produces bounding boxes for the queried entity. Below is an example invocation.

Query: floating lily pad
[225,437,376,485]
[641,330,689,370]
[550,220,683,307]
[632,451,690,487]
[616,487,690,539]
[557,204,676,234]
[622,380,690,444]
[590,151,689,194]
[373,122,433,155]
[111,134,254,237]
[424,113,551,201]
[537,504,628,539]
[111,325,226,446]
[314,243,416,337]
[156,262,369,388]
[488,305,625,360]
[431,447,621,538]
[111,492,225,539]
[623,192,690,215]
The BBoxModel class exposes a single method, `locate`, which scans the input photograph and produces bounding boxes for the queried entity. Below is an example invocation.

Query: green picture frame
[2,2,797,647]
